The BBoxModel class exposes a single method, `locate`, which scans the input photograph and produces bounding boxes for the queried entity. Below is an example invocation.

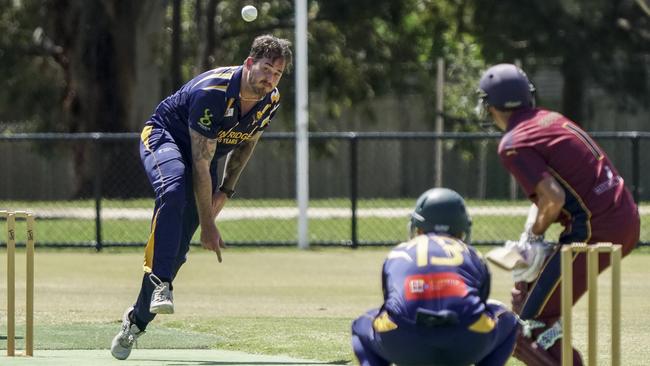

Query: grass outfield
[1,247,650,365]
[0,349,326,366]
[0,198,537,209]
[2,199,648,246]
[26,216,561,245]
[15,214,646,245]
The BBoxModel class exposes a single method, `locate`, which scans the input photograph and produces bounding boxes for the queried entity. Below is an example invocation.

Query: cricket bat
[485,245,527,271]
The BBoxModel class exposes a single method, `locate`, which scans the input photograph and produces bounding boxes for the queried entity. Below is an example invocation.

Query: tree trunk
[199,0,219,71]
[45,0,167,197]
[171,0,182,90]
[132,1,167,130]
[561,48,585,125]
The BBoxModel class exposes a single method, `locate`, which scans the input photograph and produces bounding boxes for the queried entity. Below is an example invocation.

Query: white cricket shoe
[149,273,174,314]
[111,307,144,360]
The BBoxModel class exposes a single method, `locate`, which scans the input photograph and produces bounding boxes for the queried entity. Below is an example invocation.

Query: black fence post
[632,135,640,203]
[93,137,103,251]
[350,134,358,248]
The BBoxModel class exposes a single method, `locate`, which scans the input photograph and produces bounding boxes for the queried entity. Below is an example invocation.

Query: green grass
[15,215,571,245]
[1,247,650,365]
[5,198,647,209]
[3,198,649,246]
[166,317,352,362]
[2,198,538,209]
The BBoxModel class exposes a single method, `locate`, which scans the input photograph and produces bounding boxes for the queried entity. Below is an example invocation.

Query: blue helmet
[476,63,535,119]
[408,188,472,242]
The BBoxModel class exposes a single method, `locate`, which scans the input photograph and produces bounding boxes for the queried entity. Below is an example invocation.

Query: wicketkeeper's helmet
[475,63,536,120]
[408,188,472,242]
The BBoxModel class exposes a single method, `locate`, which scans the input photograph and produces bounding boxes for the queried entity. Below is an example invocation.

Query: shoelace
[152,288,169,302]
[149,273,164,287]
[119,324,141,347]
[149,273,170,302]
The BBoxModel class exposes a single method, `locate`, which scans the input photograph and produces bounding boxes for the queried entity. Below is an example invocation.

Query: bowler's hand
[200,221,226,262]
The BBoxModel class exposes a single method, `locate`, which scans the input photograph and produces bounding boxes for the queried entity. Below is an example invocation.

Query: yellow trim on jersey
[260,116,272,128]
[468,313,496,333]
[373,311,398,332]
[271,89,280,103]
[416,235,429,267]
[141,125,153,151]
[143,209,160,273]
[226,98,235,110]
[193,68,235,87]
[258,103,273,117]
[201,85,228,92]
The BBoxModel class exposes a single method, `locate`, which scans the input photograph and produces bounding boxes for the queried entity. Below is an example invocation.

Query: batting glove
[512,231,553,283]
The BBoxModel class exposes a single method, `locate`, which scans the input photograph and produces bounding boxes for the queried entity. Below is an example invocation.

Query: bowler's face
[246,57,285,95]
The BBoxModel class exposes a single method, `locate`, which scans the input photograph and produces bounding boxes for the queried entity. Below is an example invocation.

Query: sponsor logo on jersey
[409,279,425,293]
[404,272,468,301]
[198,108,213,129]
[217,130,255,145]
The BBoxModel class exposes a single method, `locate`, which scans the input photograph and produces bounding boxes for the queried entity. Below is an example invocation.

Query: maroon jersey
[498,108,639,248]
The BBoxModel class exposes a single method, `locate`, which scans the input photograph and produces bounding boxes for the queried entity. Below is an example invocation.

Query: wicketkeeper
[352,188,519,366]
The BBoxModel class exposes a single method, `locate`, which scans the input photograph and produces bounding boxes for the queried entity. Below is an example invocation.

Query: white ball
[241,5,258,22]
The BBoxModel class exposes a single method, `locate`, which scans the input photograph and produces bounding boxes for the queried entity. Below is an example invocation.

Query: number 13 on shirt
[415,235,467,267]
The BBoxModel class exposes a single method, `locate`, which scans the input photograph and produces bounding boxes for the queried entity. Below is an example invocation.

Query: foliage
[0,0,63,127]
[3,0,646,134]
[306,0,486,130]
[0,0,488,133]
[469,0,650,124]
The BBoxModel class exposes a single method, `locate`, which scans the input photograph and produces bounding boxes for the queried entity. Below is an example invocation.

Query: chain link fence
[1,132,648,249]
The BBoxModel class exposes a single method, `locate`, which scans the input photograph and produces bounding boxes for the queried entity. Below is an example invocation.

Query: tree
[0,0,63,126]
[3,0,490,197]
[35,0,167,196]
[36,0,167,133]
[470,0,650,125]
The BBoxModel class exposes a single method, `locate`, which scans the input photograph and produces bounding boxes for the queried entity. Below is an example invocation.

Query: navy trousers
[131,126,214,329]
[352,301,518,366]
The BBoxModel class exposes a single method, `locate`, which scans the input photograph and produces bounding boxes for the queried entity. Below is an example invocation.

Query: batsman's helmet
[408,188,472,242]
[475,63,535,120]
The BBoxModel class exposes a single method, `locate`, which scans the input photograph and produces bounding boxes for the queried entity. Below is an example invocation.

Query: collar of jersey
[506,107,539,132]
[225,65,244,100]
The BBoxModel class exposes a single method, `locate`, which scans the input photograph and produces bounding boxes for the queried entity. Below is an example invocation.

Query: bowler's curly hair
[249,34,293,73]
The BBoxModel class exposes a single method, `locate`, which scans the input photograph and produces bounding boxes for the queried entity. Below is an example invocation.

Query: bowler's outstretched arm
[190,127,225,261]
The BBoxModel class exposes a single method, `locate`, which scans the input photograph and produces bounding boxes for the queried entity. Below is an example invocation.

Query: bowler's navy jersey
[381,233,490,328]
[147,65,280,163]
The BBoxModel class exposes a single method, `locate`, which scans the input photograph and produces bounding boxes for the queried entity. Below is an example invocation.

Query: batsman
[477,64,640,365]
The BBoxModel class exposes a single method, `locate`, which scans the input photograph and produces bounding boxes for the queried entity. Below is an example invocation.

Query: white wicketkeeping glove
[512,230,553,283]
